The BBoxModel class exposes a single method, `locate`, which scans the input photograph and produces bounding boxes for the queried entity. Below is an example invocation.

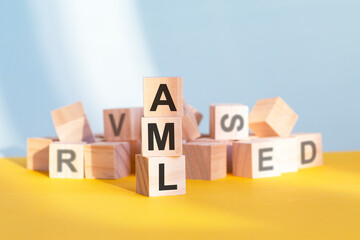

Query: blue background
[0,0,359,156]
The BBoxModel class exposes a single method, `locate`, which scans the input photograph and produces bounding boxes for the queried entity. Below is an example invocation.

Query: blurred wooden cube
[182,100,201,141]
[84,142,130,179]
[51,102,95,143]
[141,117,182,157]
[188,103,203,125]
[210,104,249,140]
[49,142,85,179]
[143,77,183,117]
[27,137,56,171]
[189,137,234,173]
[262,137,298,173]
[249,97,298,137]
[136,154,186,197]
[233,139,281,178]
[292,133,323,169]
[103,107,143,141]
[183,142,226,180]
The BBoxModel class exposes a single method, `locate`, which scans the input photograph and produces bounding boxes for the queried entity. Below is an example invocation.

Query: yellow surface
[1,152,360,240]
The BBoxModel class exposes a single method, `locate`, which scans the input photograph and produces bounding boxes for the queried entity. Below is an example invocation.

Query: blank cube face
[233,140,281,179]
[49,142,85,179]
[51,102,95,143]
[143,77,183,117]
[84,142,130,179]
[183,142,226,180]
[141,117,182,157]
[103,108,143,141]
[27,137,55,171]
[136,155,186,197]
[249,97,298,137]
[292,133,323,169]
[210,104,249,140]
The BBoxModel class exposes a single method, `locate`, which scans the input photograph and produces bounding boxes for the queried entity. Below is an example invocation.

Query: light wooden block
[188,104,203,125]
[49,142,85,179]
[183,142,226,180]
[141,117,182,157]
[27,137,56,171]
[233,139,281,178]
[103,107,143,141]
[262,137,298,173]
[143,77,183,117]
[116,140,141,174]
[182,100,201,141]
[135,154,186,197]
[249,97,298,137]
[189,137,234,173]
[84,142,130,179]
[210,104,249,140]
[51,102,95,143]
[292,133,323,169]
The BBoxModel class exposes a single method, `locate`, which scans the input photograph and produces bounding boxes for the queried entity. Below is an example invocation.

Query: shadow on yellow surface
[1,152,360,240]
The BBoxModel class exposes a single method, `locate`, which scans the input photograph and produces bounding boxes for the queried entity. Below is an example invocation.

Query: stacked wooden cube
[136,77,186,197]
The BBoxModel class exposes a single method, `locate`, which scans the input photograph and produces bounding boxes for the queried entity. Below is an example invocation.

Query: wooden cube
[51,102,95,143]
[143,77,183,117]
[27,137,56,171]
[292,133,323,169]
[189,137,234,173]
[262,137,298,173]
[141,117,182,157]
[210,104,249,140]
[49,142,85,179]
[135,154,186,197]
[188,104,203,125]
[182,100,201,141]
[233,139,281,178]
[103,107,143,141]
[183,142,226,180]
[249,97,298,137]
[115,140,141,174]
[84,142,130,179]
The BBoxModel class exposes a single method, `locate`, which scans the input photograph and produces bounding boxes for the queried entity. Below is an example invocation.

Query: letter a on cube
[141,117,182,157]
[136,154,186,197]
[49,142,85,179]
[143,77,183,117]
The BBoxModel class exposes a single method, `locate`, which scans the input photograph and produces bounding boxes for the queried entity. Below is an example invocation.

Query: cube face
[27,137,55,171]
[189,138,233,173]
[263,137,298,173]
[210,104,249,140]
[233,140,281,179]
[103,108,143,141]
[136,155,186,197]
[184,142,226,180]
[292,133,323,169]
[249,97,298,137]
[143,77,183,117]
[84,142,130,179]
[49,142,85,179]
[141,117,182,157]
[51,102,95,143]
